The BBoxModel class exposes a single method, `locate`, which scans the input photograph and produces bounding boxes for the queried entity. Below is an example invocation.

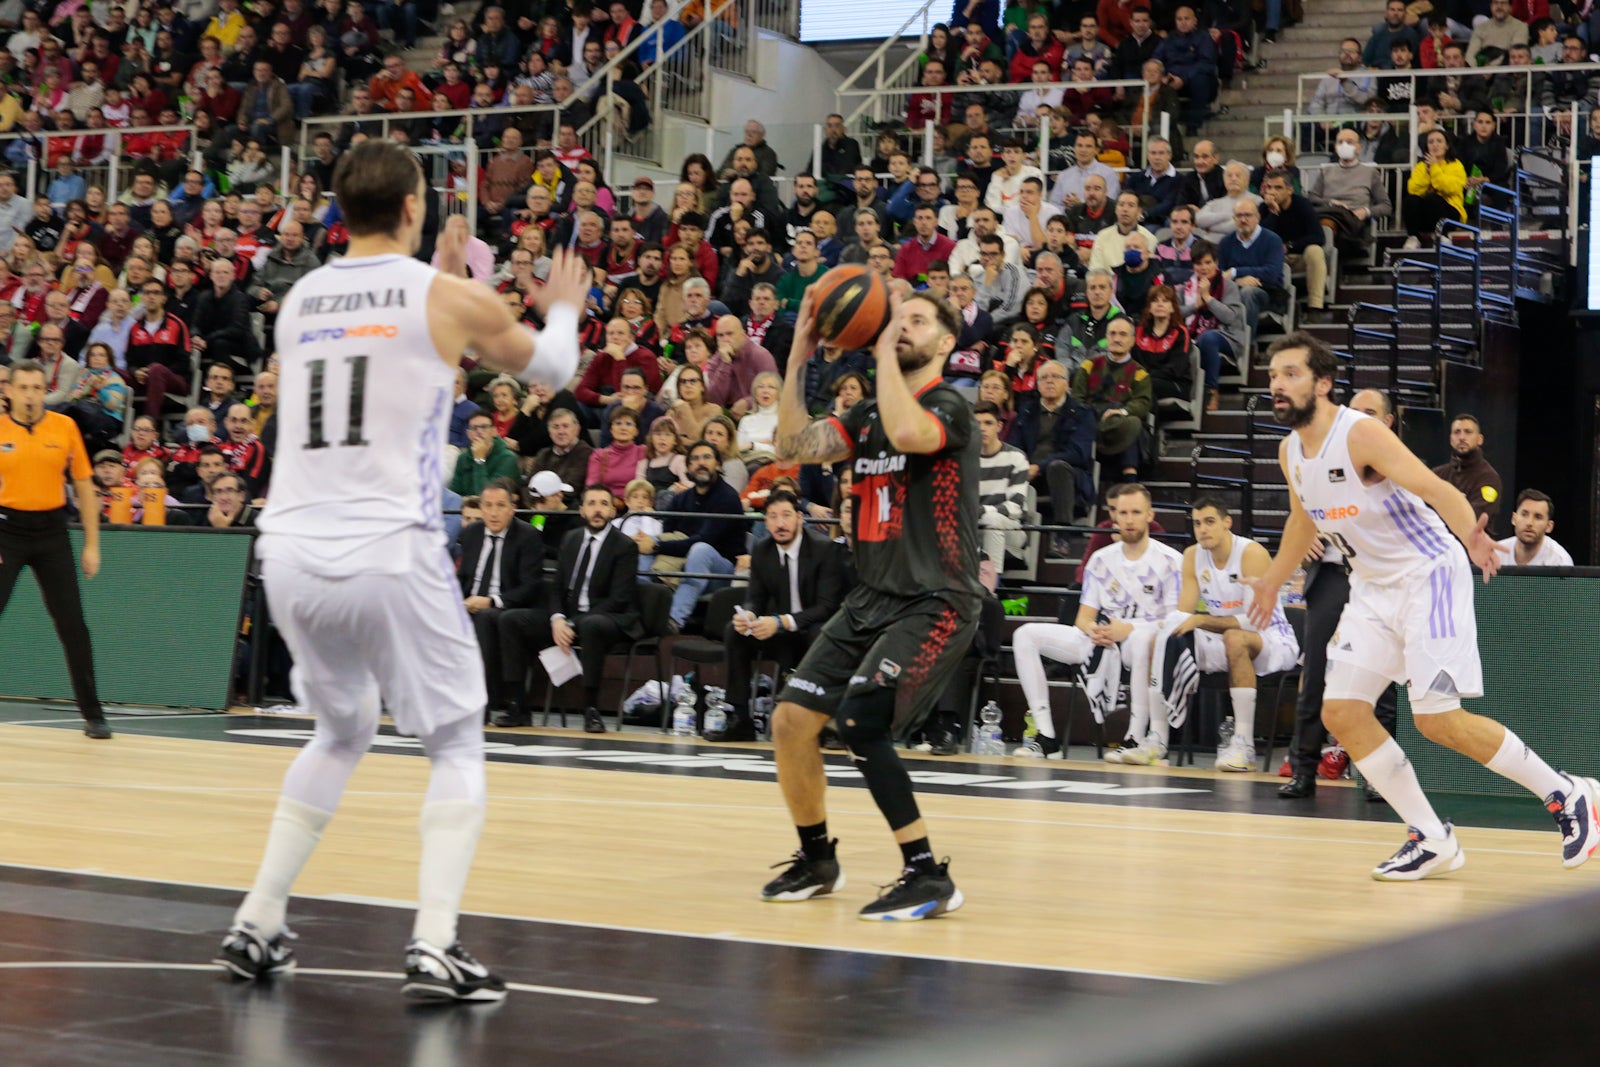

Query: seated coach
[707,491,843,742]
[456,479,545,722]
[496,484,642,734]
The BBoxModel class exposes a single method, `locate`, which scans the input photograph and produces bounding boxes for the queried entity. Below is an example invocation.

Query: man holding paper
[499,483,642,734]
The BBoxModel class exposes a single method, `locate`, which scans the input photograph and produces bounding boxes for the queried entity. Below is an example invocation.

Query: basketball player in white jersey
[1013,483,1183,762]
[1247,333,1600,881]
[1149,496,1299,772]
[214,141,592,998]
[1495,489,1573,567]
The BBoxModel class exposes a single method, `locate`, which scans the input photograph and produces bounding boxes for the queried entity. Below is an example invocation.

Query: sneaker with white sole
[1371,822,1466,881]
[761,846,845,901]
[401,939,506,1001]
[858,861,963,921]
[1014,734,1062,759]
[1215,740,1256,772]
[1118,743,1167,766]
[1547,773,1600,869]
[1101,738,1142,764]
[214,922,297,980]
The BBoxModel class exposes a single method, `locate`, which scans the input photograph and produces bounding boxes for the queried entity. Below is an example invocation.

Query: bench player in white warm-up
[1246,333,1600,881]
[1148,496,1300,772]
[1013,483,1182,762]
[214,141,591,997]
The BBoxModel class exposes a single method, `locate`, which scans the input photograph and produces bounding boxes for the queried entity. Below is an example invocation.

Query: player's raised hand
[536,248,592,315]
[1465,512,1501,582]
[1241,576,1281,630]
[788,289,818,375]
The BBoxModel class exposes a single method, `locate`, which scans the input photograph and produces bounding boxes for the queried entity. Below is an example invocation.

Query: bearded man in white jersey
[214,141,593,999]
[1248,333,1600,881]
[1496,489,1573,568]
[1149,496,1300,772]
[1012,483,1183,762]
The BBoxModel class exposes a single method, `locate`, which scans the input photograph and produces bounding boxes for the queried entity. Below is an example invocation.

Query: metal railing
[749,0,800,39]
[833,0,941,127]
[575,0,764,172]
[0,123,201,203]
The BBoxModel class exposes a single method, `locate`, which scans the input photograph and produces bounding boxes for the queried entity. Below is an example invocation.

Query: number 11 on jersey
[305,355,371,450]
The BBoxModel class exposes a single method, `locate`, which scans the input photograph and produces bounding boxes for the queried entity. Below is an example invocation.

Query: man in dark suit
[708,491,843,742]
[1007,359,1096,550]
[501,483,642,733]
[456,480,545,721]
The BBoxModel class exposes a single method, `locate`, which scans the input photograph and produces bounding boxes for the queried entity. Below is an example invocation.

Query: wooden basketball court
[0,703,1593,1063]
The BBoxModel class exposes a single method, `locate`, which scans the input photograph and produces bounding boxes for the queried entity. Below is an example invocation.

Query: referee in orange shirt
[0,360,111,739]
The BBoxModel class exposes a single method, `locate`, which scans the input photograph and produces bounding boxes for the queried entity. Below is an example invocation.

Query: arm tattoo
[776,417,850,465]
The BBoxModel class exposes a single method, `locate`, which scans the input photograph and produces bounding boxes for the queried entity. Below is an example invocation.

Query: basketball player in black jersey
[762,287,983,920]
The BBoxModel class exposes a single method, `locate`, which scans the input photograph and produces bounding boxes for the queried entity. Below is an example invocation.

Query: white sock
[412,799,486,948]
[1147,685,1170,750]
[1355,738,1447,839]
[1485,728,1568,800]
[1031,704,1056,740]
[1230,688,1257,747]
[235,797,333,939]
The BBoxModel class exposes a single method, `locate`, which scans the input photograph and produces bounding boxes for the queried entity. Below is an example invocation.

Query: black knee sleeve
[835,689,921,831]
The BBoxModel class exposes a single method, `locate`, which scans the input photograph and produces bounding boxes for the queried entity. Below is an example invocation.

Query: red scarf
[745,313,773,348]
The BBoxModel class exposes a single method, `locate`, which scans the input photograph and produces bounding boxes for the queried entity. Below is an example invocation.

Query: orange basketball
[809,264,891,351]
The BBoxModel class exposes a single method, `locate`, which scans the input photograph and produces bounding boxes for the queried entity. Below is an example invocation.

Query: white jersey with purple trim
[1286,406,1465,584]
[258,253,452,576]
[1081,539,1183,622]
[1196,533,1297,646]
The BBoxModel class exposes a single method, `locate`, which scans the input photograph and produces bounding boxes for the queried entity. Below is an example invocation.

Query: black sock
[797,821,831,861]
[899,837,937,874]
[583,686,600,709]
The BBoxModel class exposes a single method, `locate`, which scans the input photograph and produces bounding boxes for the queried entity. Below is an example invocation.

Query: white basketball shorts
[1325,549,1483,710]
[1193,625,1300,676]
[262,547,487,736]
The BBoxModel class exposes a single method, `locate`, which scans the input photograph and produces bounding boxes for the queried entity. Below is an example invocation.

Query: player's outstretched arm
[1244,441,1318,628]
[1348,417,1500,579]
[431,249,589,388]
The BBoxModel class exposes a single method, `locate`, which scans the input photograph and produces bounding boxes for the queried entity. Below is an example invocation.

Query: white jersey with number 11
[257,253,451,577]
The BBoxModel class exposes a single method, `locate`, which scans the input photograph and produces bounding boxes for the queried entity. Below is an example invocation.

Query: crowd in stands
[0,0,1589,737]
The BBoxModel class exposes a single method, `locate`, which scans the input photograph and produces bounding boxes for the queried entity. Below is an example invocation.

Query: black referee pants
[1288,563,1397,778]
[0,517,105,720]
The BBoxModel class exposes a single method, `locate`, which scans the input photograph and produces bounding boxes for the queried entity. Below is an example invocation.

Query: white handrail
[833,0,942,98]
[1294,60,1600,112]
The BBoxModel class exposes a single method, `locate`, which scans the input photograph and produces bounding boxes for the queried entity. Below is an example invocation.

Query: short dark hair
[978,233,1003,251]
[1190,494,1230,520]
[467,407,495,425]
[581,483,613,501]
[1188,238,1218,264]
[686,438,720,462]
[7,357,44,382]
[332,141,422,237]
[905,291,961,340]
[1268,331,1341,382]
[482,477,519,502]
[926,258,950,274]
[1021,176,1044,191]
[973,400,1002,418]
[1515,488,1553,518]
[608,404,640,427]
[1451,413,1481,430]
[197,444,226,461]
[765,489,800,512]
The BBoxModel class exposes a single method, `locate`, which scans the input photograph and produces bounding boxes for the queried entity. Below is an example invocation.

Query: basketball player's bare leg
[771,702,931,848]
[773,702,830,827]
[1214,629,1264,772]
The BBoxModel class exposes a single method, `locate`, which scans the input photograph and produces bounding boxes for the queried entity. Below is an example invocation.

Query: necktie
[780,550,794,614]
[571,535,593,610]
[475,534,500,598]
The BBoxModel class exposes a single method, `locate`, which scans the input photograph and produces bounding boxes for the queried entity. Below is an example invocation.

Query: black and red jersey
[828,381,983,607]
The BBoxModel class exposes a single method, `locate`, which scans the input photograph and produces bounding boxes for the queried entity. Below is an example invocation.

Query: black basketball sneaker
[401,939,507,1002]
[858,860,964,921]
[214,922,297,980]
[761,846,845,902]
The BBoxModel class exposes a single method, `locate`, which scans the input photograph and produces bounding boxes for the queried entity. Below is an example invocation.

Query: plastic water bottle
[1217,716,1236,751]
[703,686,728,736]
[671,687,697,738]
[978,701,1004,755]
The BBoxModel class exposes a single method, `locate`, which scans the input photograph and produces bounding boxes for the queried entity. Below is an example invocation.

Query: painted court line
[0,961,657,1004]
[0,862,1198,985]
